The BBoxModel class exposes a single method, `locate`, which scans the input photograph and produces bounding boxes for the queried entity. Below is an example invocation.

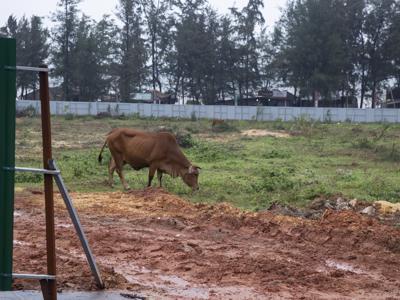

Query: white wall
[16,100,400,123]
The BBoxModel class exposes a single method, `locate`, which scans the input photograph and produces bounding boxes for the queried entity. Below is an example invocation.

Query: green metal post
[0,37,16,291]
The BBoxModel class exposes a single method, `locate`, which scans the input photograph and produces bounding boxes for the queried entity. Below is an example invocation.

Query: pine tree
[363,0,396,107]
[116,0,147,101]
[51,0,82,100]
[1,15,49,99]
[141,0,172,95]
[230,0,265,100]
[27,16,49,99]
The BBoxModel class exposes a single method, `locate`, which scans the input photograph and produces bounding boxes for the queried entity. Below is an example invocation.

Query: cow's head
[182,165,201,191]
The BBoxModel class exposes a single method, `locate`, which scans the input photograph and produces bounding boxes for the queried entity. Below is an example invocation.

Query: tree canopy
[1,0,400,107]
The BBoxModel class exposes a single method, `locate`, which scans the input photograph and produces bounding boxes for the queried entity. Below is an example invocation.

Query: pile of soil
[267,195,400,226]
[12,188,400,299]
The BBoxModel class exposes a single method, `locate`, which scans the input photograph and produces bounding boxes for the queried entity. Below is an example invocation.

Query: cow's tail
[98,140,108,164]
[98,129,118,163]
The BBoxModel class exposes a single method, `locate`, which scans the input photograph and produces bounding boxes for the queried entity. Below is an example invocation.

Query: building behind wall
[383,87,400,108]
[214,89,358,107]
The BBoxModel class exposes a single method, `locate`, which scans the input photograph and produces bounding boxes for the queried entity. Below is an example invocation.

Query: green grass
[14,115,400,211]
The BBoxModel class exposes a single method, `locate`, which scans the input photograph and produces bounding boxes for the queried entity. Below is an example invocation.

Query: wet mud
[12,188,400,299]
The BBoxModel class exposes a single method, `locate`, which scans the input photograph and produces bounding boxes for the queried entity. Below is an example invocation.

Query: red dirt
[13,188,400,299]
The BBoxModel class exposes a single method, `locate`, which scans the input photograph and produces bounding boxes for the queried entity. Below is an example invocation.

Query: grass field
[15,115,400,211]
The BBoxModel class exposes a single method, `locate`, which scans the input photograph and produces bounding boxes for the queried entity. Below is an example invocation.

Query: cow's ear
[193,165,201,170]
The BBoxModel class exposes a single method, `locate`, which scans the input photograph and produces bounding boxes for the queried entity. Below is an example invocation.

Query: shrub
[175,131,196,148]
[249,167,297,193]
[64,113,74,120]
[16,105,37,118]
[211,121,238,133]
[155,126,196,148]
[96,111,112,118]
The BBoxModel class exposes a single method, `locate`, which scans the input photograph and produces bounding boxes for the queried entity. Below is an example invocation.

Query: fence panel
[15,100,400,123]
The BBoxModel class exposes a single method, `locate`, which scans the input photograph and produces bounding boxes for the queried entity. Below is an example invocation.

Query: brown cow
[98,128,201,191]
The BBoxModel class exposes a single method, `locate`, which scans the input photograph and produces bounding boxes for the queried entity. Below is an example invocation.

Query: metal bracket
[3,166,60,175]
[4,66,49,72]
[7,159,104,289]
[1,273,55,300]
[11,273,56,280]
[49,160,104,289]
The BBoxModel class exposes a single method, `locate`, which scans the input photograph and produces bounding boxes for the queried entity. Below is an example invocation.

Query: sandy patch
[241,129,291,138]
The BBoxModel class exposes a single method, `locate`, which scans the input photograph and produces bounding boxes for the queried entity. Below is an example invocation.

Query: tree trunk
[371,81,377,108]
[151,31,156,99]
[313,90,319,107]
[181,77,185,105]
[64,1,70,101]
[360,65,367,108]
[238,82,243,102]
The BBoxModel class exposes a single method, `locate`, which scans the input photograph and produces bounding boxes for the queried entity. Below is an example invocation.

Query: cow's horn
[188,165,194,174]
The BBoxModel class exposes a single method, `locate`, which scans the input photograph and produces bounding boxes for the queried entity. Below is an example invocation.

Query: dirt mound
[12,189,400,299]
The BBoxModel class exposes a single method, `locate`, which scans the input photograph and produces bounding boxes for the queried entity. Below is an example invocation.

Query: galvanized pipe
[12,273,56,280]
[3,166,60,175]
[39,65,57,300]
[4,65,49,72]
[49,160,104,288]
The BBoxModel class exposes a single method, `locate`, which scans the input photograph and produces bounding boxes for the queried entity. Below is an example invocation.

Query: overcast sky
[1,0,286,29]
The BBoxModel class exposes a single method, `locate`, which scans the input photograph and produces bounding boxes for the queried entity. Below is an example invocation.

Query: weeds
[352,124,391,151]
[290,115,319,136]
[189,140,239,162]
[15,172,42,183]
[211,121,238,133]
[262,149,291,159]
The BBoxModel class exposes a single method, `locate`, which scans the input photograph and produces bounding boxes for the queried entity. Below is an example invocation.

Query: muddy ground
[13,188,400,299]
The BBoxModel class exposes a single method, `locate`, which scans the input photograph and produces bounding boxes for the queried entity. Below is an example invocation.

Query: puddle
[13,240,32,247]
[56,223,73,228]
[113,263,209,299]
[158,274,189,287]
[113,263,265,299]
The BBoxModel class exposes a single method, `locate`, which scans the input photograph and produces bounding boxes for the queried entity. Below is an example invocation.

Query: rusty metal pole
[39,65,57,300]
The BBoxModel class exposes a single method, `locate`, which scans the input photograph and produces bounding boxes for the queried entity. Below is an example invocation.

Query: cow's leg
[116,166,130,190]
[112,153,130,190]
[108,157,116,187]
[157,169,163,187]
[147,165,157,187]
